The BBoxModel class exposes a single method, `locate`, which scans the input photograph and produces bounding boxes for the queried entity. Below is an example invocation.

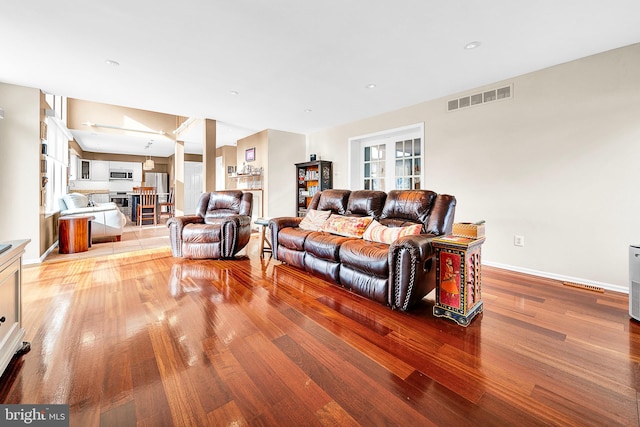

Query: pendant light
[143,141,155,170]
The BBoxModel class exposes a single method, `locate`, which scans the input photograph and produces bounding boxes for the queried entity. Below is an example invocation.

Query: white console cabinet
[0,239,29,379]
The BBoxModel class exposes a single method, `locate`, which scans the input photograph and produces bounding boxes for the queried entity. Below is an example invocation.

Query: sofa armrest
[167,215,204,257]
[268,217,303,260]
[388,233,439,311]
[219,215,252,257]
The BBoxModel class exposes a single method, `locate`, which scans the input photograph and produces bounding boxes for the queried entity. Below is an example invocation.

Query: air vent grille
[447,84,512,111]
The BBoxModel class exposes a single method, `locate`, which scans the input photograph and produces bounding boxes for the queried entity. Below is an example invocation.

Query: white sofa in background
[59,193,127,242]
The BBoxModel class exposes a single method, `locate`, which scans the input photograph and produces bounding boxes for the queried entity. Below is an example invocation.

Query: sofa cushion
[380,189,436,225]
[346,190,387,218]
[299,209,331,231]
[321,215,373,238]
[183,223,222,244]
[339,239,390,277]
[315,189,351,214]
[304,232,352,262]
[63,193,89,210]
[363,220,422,244]
[278,227,314,251]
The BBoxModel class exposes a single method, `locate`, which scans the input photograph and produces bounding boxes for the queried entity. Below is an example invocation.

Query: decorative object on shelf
[245,147,256,162]
[452,220,486,239]
[310,154,317,161]
[40,121,47,141]
[230,164,263,189]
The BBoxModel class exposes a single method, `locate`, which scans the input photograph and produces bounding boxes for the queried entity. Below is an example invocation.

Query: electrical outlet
[514,235,525,247]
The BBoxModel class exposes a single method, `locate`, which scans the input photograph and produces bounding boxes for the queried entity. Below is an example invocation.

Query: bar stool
[136,186,157,226]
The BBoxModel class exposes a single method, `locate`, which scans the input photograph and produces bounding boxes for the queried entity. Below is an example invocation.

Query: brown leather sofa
[269,189,456,311]
[168,191,253,259]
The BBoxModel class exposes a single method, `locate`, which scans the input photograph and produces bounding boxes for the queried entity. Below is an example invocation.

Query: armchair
[167,190,253,259]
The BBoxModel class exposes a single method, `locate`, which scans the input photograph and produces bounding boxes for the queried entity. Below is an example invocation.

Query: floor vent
[447,84,512,112]
[562,281,605,293]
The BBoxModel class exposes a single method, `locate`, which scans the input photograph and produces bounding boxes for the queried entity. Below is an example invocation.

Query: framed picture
[245,147,256,162]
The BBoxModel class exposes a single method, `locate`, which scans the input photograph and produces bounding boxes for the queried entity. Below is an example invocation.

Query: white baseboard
[482,260,628,294]
[23,242,58,265]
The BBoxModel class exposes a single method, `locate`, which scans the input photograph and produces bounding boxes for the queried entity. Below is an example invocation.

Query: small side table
[59,215,95,254]
[432,235,485,327]
[254,218,272,257]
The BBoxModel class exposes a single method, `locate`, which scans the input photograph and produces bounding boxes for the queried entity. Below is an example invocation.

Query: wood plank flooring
[1,236,639,426]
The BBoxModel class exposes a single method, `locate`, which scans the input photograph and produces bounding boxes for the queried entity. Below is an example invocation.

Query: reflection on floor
[45,222,171,263]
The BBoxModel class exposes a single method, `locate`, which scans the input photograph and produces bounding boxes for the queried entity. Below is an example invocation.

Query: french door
[353,124,423,192]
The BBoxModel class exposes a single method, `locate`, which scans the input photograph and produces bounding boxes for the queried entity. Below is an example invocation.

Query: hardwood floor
[1,236,638,426]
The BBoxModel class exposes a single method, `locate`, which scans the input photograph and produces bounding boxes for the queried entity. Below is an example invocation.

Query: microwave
[109,170,133,180]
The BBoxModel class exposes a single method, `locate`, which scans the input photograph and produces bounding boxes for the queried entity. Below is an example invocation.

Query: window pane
[364,180,370,190]
[414,158,421,174]
[414,138,421,156]
[371,162,377,177]
[377,160,385,176]
[364,147,370,162]
[377,144,385,161]
[364,163,370,177]
[395,141,403,159]
[414,177,420,189]
[395,159,403,176]
[404,140,413,156]
[405,159,412,176]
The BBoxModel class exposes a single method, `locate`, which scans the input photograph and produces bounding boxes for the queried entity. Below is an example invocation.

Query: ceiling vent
[447,84,512,112]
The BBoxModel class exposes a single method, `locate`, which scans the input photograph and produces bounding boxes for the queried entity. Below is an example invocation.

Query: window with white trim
[44,117,69,214]
[349,123,424,192]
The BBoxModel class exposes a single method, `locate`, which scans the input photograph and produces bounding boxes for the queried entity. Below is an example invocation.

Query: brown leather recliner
[269,189,456,311]
[167,191,253,259]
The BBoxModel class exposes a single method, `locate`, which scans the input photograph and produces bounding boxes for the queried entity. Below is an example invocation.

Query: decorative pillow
[321,215,373,238]
[363,220,422,244]
[63,193,89,210]
[299,209,331,231]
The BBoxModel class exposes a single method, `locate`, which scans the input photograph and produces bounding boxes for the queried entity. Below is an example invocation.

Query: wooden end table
[254,218,272,257]
[58,215,95,254]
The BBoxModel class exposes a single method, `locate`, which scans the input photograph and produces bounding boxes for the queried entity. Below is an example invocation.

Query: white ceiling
[2,1,640,156]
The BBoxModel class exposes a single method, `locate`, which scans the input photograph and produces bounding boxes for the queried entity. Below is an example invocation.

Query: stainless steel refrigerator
[143,172,168,203]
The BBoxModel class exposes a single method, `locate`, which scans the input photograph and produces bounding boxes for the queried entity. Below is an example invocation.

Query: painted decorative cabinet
[432,235,485,327]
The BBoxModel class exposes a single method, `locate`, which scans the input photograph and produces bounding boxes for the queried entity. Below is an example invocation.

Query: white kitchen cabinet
[69,153,79,180]
[92,160,110,181]
[78,159,91,180]
[132,162,143,182]
[0,240,30,379]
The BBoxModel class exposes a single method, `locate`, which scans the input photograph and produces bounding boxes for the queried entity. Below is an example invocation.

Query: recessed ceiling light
[229,90,239,95]
[105,59,120,66]
[365,83,377,89]
[464,41,481,50]
[304,109,312,113]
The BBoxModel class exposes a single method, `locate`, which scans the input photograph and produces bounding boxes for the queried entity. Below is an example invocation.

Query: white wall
[266,129,306,217]
[0,83,42,262]
[308,43,640,291]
